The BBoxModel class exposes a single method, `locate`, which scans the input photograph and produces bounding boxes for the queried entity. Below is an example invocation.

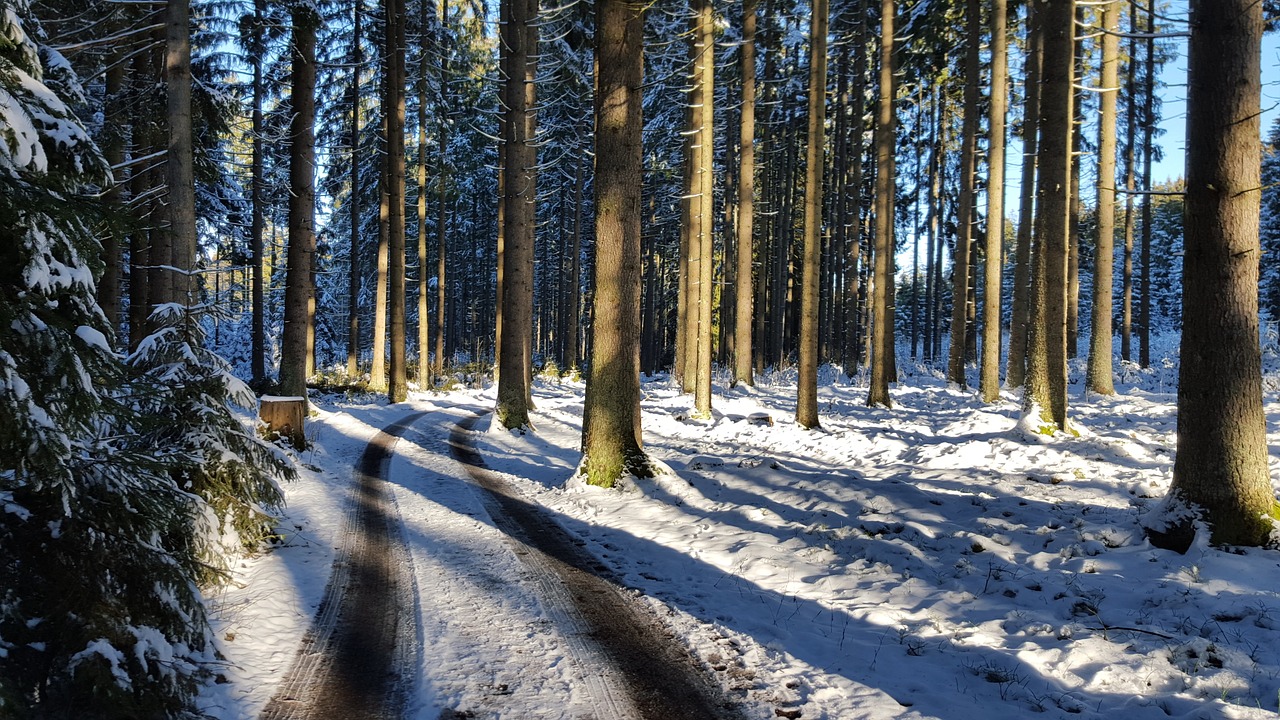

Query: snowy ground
[200,350,1280,720]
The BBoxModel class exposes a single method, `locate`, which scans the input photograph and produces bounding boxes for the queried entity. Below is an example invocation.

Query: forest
[3,0,1280,716]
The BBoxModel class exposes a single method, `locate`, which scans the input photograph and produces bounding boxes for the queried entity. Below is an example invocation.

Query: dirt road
[262,409,742,719]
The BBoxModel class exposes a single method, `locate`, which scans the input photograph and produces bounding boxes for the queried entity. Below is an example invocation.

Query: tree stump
[260,396,307,449]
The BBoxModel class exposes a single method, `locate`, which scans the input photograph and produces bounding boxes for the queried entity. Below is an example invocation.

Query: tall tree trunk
[1022,0,1072,433]
[346,0,362,380]
[1087,0,1118,395]
[581,0,649,487]
[1139,7,1153,368]
[947,0,981,388]
[1158,0,1275,549]
[416,0,431,386]
[253,0,269,386]
[1007,0,1041,389]
[693,0,715,417]
[496,0,537,428]
[1066,3,1085,359]
[128,46,159,351]
[435,0,450,378]
[387,0,408,403]
[980,0,1008,402]
[370,75,391,393]
[164,0,195,313]
[280,5,318,401]
[1121,1,1136,362]
[796,0,827,428]
[733,0,757,388]
[867,0,895,408]
[844,2,866,374]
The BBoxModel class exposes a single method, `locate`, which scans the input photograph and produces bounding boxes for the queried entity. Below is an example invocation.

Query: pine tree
[796,0,827,428]
[0,5,286,714]
[1152,0,1278,549]
[581,0,651,487]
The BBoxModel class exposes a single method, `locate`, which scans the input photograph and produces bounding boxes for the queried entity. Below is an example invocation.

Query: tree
[496,0,537,428]
[1086,0,1118,396]
[796,0,828,428]
[733,0,757,388]
[581,0,651,487]
[867,0,895,408]
[1021,0,1072,434]
[691,0,715,418]
[1151,0,1278,549]
[279,3,318,401]
[947,0,981,389]
[386,0,408,404]
[1007,0,1041,389]
[979,0,1008,402]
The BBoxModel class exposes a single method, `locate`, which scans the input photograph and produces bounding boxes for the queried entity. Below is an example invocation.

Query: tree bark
[867,0,895,408]
[346,0,363,380]
[496,0,537,428]
[1160,0,1275,548]
[733,0,757,388]
[980,0,1008,402]
[581,0,649,487]
[1007,0,1041,389]
[387,0,408,403]
[254,0,269,386]
[1021,0,1072,433]
[280,4,318,401]
[947,0,981,388]
[692,0,715,418]
[797,0,827,428]
[1086,0,1118,396]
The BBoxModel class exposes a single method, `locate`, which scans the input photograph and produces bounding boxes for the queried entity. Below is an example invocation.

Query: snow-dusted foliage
[128,305,292,564]
[0,3,287,716]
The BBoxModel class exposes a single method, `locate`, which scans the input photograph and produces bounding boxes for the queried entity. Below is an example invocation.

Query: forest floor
[200,349,1280,720]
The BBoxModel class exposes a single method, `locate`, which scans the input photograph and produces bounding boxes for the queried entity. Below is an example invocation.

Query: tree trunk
[416,0,431,386]
[1086,0,1118,395]
[1121,1,1136,363]
[280,5,317,401]
[387,0,408,403]
[733,0,757,388]
[496,0,537,428]
[1139,8,1154,369]
[346,0,363,380]
[867,0,895,408]
[947,0,981,388]
[436,0,450,378]
[980,0,1008,402]
[254,0,269,386]
[796,0,828,428]
[369,83,391,393]
[164,0,196,312]
[1021,0,1072,433]
[1159,0,1275,548]
[1007,0,1041,389]
[581,0,649,487]
[693,0,715,418]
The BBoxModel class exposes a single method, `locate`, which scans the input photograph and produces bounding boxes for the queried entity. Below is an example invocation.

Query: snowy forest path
[261,412,425,720]
[447,410,744,720]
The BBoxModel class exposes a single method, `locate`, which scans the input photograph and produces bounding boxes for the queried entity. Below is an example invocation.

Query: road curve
[448,411,745,720]
[261,413,426,720]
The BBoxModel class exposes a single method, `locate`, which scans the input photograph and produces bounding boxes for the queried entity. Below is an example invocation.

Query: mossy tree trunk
[581,0,649,487]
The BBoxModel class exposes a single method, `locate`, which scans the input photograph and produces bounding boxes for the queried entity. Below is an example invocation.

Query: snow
[201,359,1280,720]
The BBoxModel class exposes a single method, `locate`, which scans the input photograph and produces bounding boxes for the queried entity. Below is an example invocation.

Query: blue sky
[1149,21,1280,183]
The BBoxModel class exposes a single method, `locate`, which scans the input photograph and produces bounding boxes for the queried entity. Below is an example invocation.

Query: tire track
[448,411,744,720]
[262,413,426,720]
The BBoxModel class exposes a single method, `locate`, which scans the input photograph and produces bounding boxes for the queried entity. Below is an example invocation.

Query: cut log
[260,395,307,448]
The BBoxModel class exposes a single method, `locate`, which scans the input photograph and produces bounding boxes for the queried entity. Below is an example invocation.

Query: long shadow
[395,404,1280,720]
[445,411,745,720]
[261,412,426,720]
